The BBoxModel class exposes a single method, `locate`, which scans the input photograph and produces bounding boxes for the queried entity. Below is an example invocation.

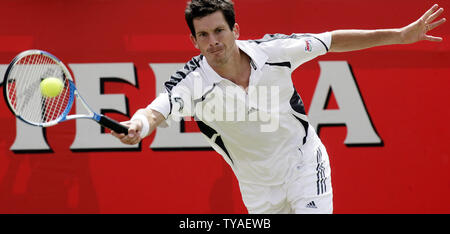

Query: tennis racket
[3,49,129,134]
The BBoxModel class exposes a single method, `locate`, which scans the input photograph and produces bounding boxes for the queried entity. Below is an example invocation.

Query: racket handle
[99,115,129,135]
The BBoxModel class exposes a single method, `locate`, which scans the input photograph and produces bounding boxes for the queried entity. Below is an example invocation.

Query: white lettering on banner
[2,61,381,152]
[69,63,139,150]
[10,123,52,152]
[308,61,382,145]
[1,65,52,152]
[0,65,7,85]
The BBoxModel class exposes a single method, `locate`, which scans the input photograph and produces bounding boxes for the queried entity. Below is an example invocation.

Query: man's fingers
[422,4,439,21]
[119,133,141,145]
[112,132,126,139]
[128,128,140,138]
[418,5,446,43]
[111,130,125,138]
[424,35,443,42]
[426,7,444,24]
[110,120,142,145]
[428,18,447,31]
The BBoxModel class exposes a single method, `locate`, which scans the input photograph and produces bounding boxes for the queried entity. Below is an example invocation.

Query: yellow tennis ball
[40,77,64,98]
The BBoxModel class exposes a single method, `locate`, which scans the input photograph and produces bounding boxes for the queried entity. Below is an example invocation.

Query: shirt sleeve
[168,80,195,118]
[146,93,169,128]
[281,31,332,70]
[147,78,195,128]
[147,56,202,128]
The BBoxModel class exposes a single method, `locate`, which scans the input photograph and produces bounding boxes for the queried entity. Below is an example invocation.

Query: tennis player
[112,0,445,213]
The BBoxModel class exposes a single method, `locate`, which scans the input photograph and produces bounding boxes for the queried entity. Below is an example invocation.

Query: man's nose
[209,35,219,46]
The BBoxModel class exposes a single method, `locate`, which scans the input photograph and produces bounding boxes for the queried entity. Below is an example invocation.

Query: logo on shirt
[247,107,258,114]
[305,39,313,52]
[174,97,184,112]
[306,201,318,209]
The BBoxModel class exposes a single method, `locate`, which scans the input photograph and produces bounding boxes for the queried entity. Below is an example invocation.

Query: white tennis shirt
[148,32,332,185]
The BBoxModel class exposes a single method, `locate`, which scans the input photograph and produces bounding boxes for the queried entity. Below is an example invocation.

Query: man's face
[190,11,239,67]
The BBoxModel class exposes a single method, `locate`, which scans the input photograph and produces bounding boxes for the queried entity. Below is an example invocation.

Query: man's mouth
[208,47,223,54]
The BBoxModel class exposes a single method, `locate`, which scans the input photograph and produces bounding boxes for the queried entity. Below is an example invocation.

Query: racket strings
[6,54,72,125]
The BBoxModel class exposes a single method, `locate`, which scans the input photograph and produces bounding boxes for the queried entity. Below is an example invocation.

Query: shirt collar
[236,40,268,71]
[201,40,268,84]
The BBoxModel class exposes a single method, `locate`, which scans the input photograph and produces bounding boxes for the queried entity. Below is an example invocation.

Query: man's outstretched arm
[329,4,446,52]
[111,108,166,145]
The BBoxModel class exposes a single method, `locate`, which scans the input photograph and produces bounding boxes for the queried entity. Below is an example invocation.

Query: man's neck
[210,49,251,90]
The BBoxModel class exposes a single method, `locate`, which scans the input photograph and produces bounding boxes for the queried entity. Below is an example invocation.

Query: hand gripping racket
[3,49,129,134]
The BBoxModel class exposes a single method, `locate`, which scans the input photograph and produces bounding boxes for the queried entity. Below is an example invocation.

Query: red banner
[0,0,449,214]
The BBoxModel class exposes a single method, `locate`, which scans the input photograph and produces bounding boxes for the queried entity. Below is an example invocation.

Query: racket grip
[99,115,129,135]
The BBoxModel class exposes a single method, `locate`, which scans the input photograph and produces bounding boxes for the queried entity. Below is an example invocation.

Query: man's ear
[233,23,240,40]
[190,34,199,49]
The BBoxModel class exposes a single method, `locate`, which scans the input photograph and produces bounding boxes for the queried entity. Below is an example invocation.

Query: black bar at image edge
[0,214,448,232]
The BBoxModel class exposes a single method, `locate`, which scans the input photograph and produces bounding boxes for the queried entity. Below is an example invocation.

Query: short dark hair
[185,0,235,37]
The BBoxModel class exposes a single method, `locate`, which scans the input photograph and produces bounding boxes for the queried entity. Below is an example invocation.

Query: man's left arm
[329,4,446,52]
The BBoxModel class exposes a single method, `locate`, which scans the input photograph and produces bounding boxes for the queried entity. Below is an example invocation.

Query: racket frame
[3,49,129,134]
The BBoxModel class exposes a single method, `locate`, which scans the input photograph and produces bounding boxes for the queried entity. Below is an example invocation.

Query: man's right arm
[111,107,165,145]
[112,55,200,145]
